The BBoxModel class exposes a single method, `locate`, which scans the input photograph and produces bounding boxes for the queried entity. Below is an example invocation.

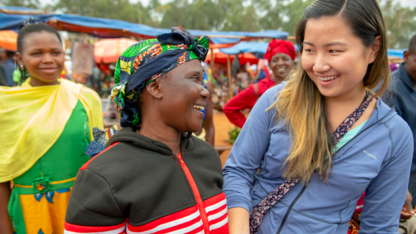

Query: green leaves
[228,127,241,144]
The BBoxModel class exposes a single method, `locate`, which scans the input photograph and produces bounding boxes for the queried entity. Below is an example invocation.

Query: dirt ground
[213,111,235,167]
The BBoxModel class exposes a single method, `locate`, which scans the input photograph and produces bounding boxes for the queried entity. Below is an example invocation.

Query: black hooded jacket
[65,127,228,234]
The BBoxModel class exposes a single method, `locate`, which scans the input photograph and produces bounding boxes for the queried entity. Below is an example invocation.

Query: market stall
[94,38,138,63]
[0,30,17,51]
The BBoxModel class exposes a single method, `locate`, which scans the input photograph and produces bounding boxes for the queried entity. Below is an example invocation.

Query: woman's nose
[201,86,210,99]
[42,53,54,63]
[313,54,330,73]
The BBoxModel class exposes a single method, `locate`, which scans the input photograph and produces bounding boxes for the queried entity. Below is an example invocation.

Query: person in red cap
[223,39,296,128]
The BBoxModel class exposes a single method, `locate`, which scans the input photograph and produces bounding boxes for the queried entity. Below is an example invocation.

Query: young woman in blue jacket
[223,0,414,233]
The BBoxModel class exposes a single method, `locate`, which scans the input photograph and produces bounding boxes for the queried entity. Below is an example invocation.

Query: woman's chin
[186,122,203,134]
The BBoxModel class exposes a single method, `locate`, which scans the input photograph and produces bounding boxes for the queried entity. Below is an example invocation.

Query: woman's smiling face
[301,16,378,99]
[158,59,209,133]
[269,53,294,80]
[17,31,64,86]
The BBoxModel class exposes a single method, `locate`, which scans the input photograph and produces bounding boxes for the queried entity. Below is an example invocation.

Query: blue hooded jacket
[223,83,414,234]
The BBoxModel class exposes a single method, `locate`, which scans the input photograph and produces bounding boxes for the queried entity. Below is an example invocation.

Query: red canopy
[205,49,258,65]
[94,38,138,63]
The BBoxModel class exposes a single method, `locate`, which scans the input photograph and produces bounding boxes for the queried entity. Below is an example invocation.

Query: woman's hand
[228,207,250,234]
[400,190,415,219]
[0,182,13,234]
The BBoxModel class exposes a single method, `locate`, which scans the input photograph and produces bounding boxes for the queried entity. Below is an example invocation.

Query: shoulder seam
[381,122,394,166]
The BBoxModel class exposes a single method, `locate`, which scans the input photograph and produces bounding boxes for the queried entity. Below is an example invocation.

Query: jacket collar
[106,127,195,156]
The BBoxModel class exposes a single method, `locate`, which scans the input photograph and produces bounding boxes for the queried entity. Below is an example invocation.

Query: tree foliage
[1,0,415,48]
[0,0,41,9]
[379,0,416,48]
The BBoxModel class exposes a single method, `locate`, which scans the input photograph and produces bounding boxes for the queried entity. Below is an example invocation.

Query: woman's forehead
[304,16,354,45]
[23,32,62,50]
[171,60,203,75]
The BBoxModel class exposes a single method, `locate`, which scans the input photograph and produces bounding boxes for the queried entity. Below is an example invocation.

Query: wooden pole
[227,54,233,98]
[208,49,215,94]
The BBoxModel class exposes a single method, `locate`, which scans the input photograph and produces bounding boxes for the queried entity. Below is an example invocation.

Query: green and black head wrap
[111,27,209,128]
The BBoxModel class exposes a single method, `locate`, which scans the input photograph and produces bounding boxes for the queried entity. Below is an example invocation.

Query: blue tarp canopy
[220,41,300,58]
[0,13,51,31]
[220,41,269,54]
[187,30,288,44]
[0,12,288,44]
[388,49,405,59]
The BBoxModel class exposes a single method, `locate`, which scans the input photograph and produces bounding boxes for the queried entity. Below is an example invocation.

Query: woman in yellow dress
[0,22,103,234]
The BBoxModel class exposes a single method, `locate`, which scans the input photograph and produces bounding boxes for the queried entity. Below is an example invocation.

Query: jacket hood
[106,127,194,156]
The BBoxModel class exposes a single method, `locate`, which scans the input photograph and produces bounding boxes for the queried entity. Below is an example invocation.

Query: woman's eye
[329,50,339,53]
[53,51,61,55]
[304,49,313,53]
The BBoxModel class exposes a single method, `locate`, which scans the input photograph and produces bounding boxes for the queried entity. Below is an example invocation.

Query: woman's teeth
[193,104,205,111]
[318,75,339,81]
[277,68,286,72]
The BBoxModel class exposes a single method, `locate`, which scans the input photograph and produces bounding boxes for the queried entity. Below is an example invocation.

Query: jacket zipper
[276,185,307,234]
[276,108,395,234]
[177,153,211,233]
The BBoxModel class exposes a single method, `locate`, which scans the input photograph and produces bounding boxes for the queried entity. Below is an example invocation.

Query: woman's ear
[145,79,163,99]
[16,52,23,67]
[368,36,381,64]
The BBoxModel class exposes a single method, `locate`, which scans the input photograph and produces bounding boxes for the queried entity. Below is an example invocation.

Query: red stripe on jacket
[64,220,126,233]
[127,205,202,233]
[204,193,229,233]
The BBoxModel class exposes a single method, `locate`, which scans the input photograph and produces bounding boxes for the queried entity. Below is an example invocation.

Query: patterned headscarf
[111,27,209,128]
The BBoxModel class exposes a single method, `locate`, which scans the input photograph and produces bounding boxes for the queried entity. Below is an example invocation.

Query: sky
[399,0,416,8]
[133,0,416,8]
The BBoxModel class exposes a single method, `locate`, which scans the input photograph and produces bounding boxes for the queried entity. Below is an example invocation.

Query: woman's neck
[324,86,367,132]
[29,77,59,87]
[138,120,182,155]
